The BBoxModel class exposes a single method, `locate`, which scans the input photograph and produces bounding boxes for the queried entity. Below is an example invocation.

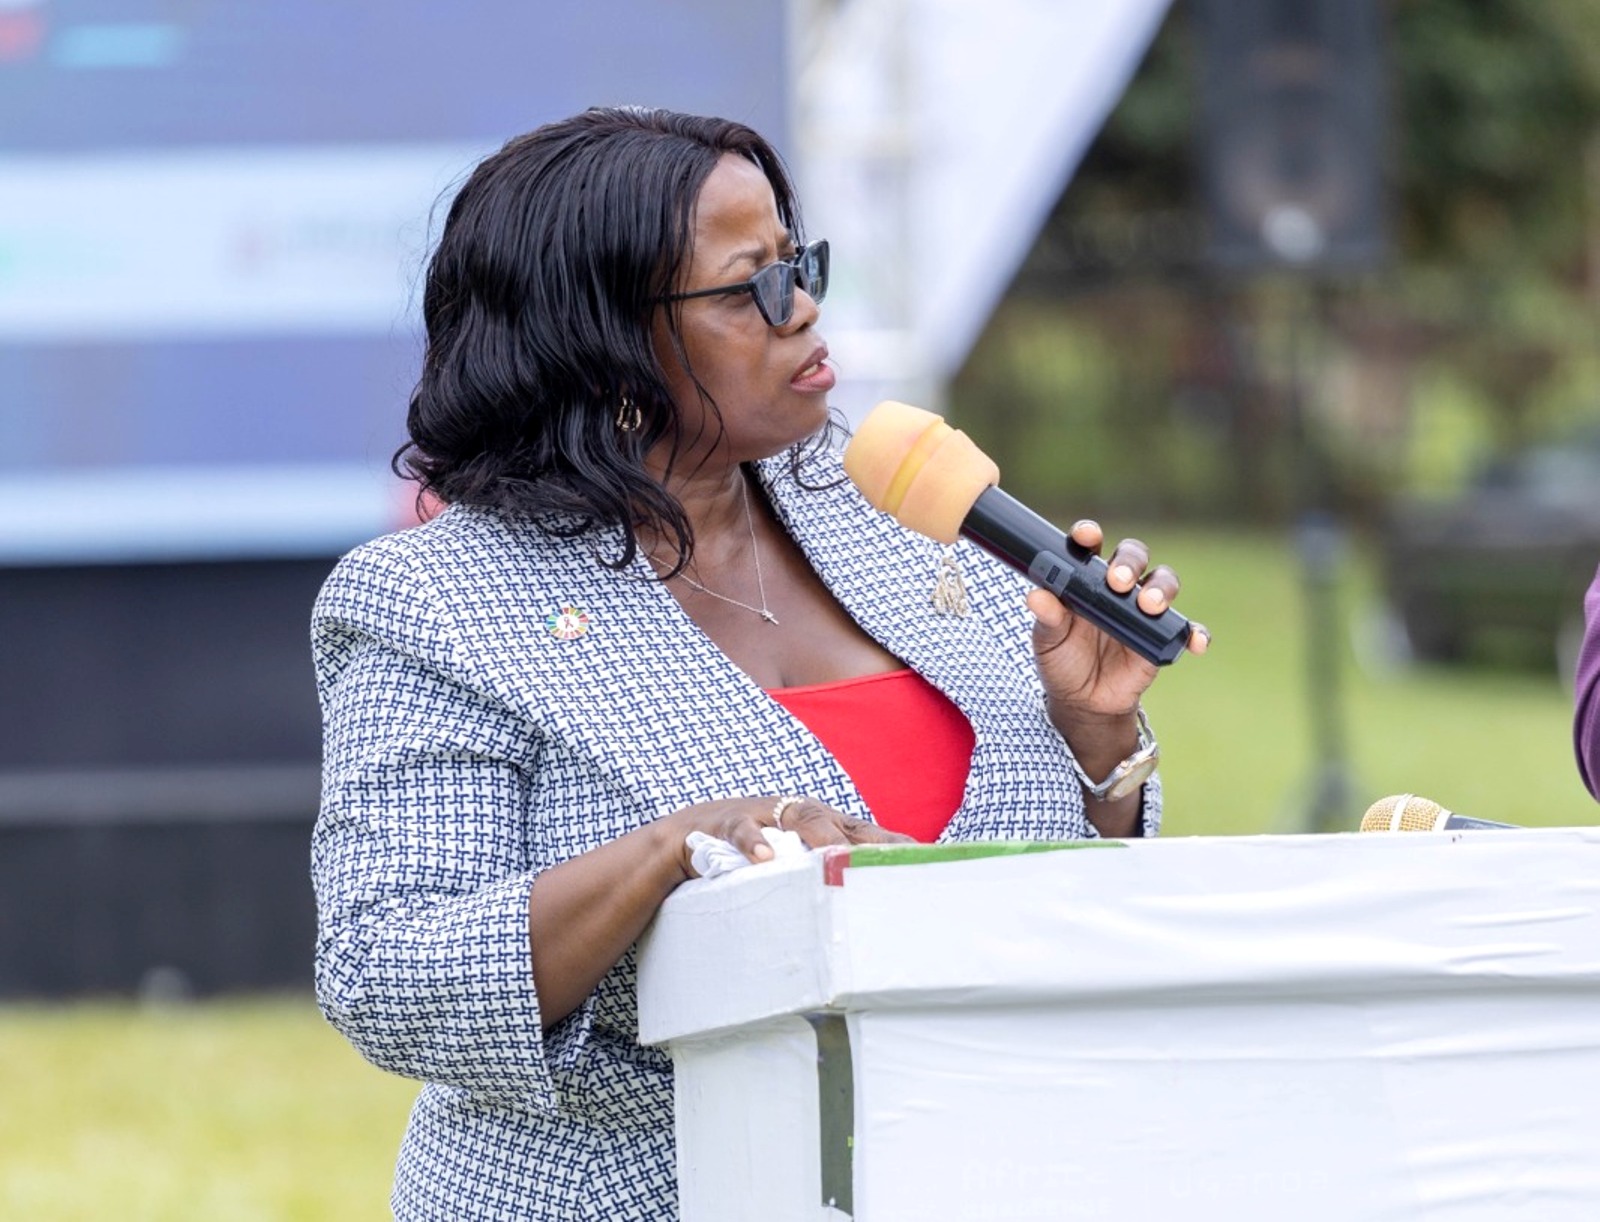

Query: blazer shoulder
[313,507,525,627]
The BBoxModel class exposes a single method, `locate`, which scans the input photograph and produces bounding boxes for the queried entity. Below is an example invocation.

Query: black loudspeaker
[1194,0,1389,271]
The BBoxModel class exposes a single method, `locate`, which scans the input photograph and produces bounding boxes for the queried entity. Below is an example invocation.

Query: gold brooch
[930,549,970,616]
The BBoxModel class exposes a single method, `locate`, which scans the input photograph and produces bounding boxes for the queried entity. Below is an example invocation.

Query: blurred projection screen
[0,0,786,563]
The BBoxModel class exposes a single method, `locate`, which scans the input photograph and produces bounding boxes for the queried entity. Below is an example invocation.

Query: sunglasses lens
[746,242,829,326]
[799,241,829,304]
[751,261,796,327]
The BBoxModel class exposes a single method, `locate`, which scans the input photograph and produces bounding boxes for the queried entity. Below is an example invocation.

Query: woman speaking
[310,105,1207,1219]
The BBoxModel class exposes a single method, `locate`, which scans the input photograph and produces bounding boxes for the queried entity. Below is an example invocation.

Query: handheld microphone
[1360,794,1519,832]
[841,401,1194,665]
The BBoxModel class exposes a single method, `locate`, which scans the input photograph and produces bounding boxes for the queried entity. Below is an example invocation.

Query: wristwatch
[1070,707,1159,803]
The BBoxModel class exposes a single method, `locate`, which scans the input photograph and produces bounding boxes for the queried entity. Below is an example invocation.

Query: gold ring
[771,794,804,828]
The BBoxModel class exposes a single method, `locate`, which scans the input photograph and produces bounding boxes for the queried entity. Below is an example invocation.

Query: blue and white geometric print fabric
[310,447,1162,1220]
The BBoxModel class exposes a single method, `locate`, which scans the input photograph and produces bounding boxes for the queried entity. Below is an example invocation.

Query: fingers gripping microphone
[842,401,1193,665]
[1360,794,1519,832]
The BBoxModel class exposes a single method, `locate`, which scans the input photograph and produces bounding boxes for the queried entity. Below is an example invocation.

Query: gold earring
[615,395,641,433]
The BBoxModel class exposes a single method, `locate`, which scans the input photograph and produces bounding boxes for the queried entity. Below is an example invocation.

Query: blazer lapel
[759,455,1051,841]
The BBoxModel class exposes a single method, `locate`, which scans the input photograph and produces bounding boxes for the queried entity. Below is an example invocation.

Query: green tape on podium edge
[842,840,1126,869]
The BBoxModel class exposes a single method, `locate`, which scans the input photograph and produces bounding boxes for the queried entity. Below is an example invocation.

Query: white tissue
[686,826,807,879]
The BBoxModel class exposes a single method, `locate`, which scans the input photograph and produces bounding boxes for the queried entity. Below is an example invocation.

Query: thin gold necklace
[671,477,778,625]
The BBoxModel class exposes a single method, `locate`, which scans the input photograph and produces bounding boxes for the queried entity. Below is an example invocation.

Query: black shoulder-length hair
[396,105,837,571]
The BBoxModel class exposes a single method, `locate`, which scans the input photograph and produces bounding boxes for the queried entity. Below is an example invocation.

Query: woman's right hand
[529,795,910,1030]
[663,794,912,880]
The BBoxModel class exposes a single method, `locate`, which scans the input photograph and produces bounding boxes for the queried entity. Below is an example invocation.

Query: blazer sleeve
[309,536,595,1112]
[1575,564,1600,801]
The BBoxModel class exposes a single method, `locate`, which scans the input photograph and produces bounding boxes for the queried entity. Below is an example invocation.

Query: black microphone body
[1432,814,1519,831]
[962,486,1193,666]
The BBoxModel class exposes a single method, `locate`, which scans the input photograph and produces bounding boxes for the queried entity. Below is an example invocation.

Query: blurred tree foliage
[951,0,1600,528]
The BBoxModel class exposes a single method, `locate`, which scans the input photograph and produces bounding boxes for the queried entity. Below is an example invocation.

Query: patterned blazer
[310,448,1162,1221]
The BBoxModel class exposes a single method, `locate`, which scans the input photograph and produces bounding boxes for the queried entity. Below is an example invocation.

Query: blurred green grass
[0,996,414,1221]
[3,525,1594,1220]
[1139,524,1596,834]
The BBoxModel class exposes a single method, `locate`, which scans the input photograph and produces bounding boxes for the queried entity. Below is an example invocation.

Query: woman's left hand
[1026,521,1208,809]
[1027,520,1208,718]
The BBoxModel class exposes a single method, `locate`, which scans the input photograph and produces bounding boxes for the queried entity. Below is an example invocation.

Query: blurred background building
[4,0,1599,996]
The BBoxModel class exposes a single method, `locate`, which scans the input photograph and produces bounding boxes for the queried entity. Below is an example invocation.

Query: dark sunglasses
[661,239,829,327]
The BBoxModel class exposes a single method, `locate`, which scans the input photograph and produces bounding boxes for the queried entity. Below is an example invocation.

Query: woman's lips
[791,350,836,392]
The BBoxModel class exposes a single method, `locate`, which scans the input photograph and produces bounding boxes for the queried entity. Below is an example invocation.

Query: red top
[767,668,976,843]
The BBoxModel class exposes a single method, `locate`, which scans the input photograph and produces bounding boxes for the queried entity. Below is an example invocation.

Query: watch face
[1102,752,1160,803]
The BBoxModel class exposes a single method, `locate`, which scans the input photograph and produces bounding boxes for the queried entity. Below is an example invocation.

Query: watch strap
[1069,706,1159,803]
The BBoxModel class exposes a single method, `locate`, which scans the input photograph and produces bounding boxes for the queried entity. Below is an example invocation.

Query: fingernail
[1111,565,1135,588]
[1192,626,1211,653]
[1141,587,1168,613]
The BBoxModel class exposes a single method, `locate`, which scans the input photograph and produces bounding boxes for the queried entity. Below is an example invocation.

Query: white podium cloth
[639,830,1600,1221]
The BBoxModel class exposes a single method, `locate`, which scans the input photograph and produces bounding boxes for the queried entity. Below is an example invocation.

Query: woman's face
[651,154,834,471]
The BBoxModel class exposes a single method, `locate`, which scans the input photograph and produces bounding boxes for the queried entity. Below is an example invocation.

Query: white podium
[637,830,1600,1221]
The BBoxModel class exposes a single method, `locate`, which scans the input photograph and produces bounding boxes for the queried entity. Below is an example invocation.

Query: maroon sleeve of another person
[1575,565,1600,800]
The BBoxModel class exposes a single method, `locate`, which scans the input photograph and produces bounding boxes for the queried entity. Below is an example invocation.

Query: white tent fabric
[793,0,1173,424]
